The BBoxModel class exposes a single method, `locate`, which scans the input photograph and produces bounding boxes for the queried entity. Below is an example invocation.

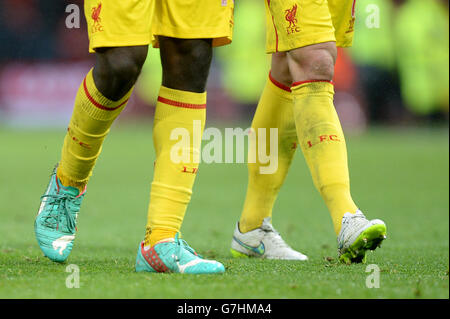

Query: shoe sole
[230,248,251,258]
[339,223,387,264]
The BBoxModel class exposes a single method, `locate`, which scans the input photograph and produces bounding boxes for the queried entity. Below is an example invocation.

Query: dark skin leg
[89,38,213,100]
[92,46,148,101]
[158,36,213,93]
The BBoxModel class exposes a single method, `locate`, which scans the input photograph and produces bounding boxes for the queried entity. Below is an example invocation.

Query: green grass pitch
[0,122,448,299]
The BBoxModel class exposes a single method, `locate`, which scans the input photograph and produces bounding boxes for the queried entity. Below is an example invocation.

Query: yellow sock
[291,80,358,235]
[239,73,298,233]
[57,69,132,191]
[145,86,206,247]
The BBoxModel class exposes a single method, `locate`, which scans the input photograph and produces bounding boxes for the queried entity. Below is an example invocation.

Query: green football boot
[34,166,85,262]
[135,233,225,274]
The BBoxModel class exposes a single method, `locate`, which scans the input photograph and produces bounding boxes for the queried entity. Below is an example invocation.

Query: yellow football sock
[291,80,358,235]
[145,86,206,247]
[57,69,132,191]
[239,73,298,233]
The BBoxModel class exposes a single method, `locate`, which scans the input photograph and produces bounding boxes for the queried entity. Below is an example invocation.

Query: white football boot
[230,218,308,260]
[337,210,387,264]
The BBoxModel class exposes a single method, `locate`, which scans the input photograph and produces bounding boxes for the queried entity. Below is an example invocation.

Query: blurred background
[0,0,448,130]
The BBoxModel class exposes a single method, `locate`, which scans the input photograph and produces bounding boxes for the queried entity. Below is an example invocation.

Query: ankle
[146,228,177,247]
[56,168,87,193]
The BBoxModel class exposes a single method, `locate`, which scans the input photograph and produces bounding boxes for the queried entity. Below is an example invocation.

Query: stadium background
[0,0,448,299]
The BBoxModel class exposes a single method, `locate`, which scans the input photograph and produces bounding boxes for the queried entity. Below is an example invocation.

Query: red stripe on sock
[157,96,206,109]
[291,79,334,87]
[269,71,291,92]
[83,77,128,111]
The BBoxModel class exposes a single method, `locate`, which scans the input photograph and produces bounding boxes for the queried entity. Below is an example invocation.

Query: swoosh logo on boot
[233,237,265,255]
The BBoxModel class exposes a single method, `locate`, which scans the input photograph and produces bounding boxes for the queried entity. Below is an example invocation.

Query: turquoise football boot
[34,166,85,262]
[135,233,225,274]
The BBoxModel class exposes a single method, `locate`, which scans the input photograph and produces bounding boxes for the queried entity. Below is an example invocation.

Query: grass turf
[0,122,448,299]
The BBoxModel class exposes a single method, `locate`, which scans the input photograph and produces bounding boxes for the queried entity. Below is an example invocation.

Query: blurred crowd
[0,0,448,127]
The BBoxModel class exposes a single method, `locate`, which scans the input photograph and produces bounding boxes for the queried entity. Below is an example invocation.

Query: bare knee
[159,36,213,93]
[93,46,148,100]
[287,42,337,82]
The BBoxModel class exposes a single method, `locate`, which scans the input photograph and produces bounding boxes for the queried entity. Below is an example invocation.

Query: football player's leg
[286,41,360,236]
[239,53,297,234]
[58,46,147,191]
[284,2,385,263]
[35,0,153,262]
[262,0,386,264]
[57,0,153,190]
[57,0,152,190]
[137,38,228,274]
[136,0,233,274]
[35,46,148,262]
[265,0,357,235]
[144,37,211,247]
[232,54,307,260]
